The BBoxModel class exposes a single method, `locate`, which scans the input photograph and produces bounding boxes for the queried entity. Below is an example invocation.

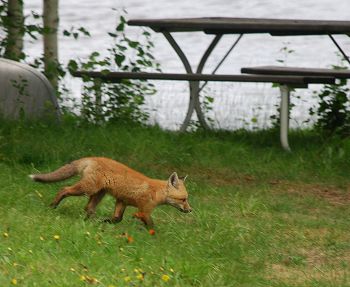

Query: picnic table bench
[240,66,350,151]
[73,17,350,151]
[241,66,350,79]
[73,70,335,151]
[72,70,334,85]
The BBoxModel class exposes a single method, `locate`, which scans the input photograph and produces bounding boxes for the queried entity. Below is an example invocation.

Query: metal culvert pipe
[0,58,60,121]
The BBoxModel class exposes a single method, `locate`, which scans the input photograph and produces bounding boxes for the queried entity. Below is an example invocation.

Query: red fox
[29,157,192,227]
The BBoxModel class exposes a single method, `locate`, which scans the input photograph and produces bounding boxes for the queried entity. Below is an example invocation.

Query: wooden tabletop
[128,17,350,35]
[241,66,350,79]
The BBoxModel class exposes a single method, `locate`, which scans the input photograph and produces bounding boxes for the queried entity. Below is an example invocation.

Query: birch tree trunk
[43,0,59,91]
[4,0,24,60]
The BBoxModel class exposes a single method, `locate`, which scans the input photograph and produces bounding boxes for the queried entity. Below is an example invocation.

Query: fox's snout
[181,207,192,213]
[166,198,192,213]
[174,201,192,213]
[181,201,192,213]
[176,205,192,213]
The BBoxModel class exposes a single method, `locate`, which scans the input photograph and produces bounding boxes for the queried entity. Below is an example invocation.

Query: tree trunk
[4,0,24,60]
[43,0,59,91]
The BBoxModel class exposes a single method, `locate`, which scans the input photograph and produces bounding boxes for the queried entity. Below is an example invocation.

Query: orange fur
[30,157,192,227]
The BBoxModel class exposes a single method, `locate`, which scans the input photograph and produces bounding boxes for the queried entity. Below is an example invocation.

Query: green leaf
[206,96,214,103]
[128,41,139,48]
[120,15,126,23]
[115,54,125,66]
[108,32,117,38]
[67,60,78,73]
[78,27,91,37]
[116,23,124,31]
[90,51,100,58]
[63,30,71,37]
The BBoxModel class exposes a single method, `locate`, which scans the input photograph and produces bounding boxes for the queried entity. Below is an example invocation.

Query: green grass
[0,121,350,286]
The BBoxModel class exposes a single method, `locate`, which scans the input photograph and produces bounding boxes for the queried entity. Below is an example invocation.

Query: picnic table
[74,17,350,151]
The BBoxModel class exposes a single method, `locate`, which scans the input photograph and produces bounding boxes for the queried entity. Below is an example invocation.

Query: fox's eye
[182,199,186,202]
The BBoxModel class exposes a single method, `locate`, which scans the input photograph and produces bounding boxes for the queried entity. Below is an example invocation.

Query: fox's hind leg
[85,190,107,218]
[50,179,101,209]
[104,200,126,223]
[50,183,85,208]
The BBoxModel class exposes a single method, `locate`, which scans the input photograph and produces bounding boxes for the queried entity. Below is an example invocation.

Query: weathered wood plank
[241,66,350,79]
[72,70,335,85]
[128,17,350,35]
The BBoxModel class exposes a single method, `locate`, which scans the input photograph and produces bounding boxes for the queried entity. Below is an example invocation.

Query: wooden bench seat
[241,65,350,151]
[72,70,334,86]
[72,70,337,152]
[241,65,350,79]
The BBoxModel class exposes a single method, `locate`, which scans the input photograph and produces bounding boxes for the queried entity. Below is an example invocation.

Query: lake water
[25,0,350,130]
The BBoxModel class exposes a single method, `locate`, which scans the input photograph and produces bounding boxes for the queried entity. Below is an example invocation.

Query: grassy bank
[0,121,350,286]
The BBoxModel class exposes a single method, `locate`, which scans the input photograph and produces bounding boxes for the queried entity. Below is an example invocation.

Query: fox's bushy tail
[29,162,78,183]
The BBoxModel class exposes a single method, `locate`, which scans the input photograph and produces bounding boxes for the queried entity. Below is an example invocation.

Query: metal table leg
[162,32,222,131]
[199,34,243,93]
[328,34,350,65]
[193,35,222,129]
[279,85,291,151]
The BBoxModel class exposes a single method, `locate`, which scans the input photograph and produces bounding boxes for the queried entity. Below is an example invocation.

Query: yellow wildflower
[85,275,98,284]
[40,236,45,241]
[80,275,86,281]
[3,232,9,238]
[11,278,17,285]
[161,274,170,282]
[53,235,60,240]
[136,273,144,281]
[124,276,131,282]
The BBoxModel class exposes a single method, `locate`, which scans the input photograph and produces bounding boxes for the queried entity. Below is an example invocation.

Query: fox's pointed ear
[179,175,188,182]
[168,172,179,189]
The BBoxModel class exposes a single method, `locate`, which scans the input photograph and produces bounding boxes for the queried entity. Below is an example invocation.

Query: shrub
[310,65,350,137]
[68,15,160,124]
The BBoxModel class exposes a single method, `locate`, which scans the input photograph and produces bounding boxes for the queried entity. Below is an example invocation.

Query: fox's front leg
[104,200,126,223]
[133,208,154,228]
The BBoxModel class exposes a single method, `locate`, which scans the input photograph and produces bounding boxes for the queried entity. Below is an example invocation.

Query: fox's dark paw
[85,212,95,219]
[103,217,122,224]
[103,218,113,224]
